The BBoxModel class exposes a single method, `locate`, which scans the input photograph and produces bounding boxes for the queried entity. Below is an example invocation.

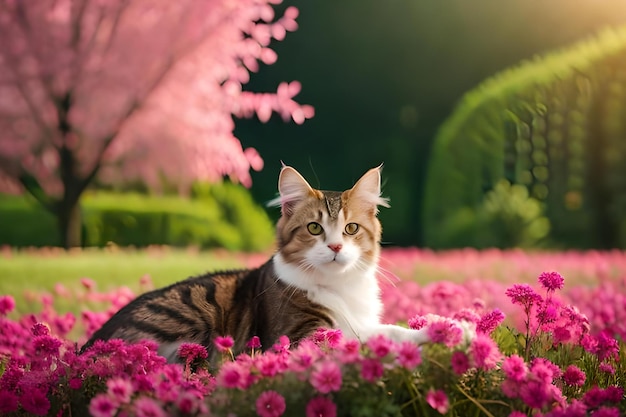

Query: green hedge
[0,183,275,251]
[423,26,626,249]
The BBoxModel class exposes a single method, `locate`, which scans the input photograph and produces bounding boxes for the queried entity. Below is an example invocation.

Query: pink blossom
[562,365,586,386]
[506,284,543,308]
[19,389,50,416]
[106,377,133,404]
[89,394,118,417]
[598,362,615,374]
[306,396,337,417]
[247,336,262,349]
[509,412,526,417]
[408,315,427,330]
[255,390,286,417]
[396,341,422,370]
[178,342,208,362]
[502,354,527,382]
[538,271,565,292]
[591,407,620,417]
[476,308,505,334]
[81,278,96,291]
[0,390,18,414]
[256,352,282,377]
[427,319,462,347]
[0,295,16,315]
[310,361,342,393]
[337,339,361,364]
[214,335,234,352]
[360,358,384,382]
[366,334,394,358]
[469,334,501,370]
[134,397,166,417]
[312,328,343,348]
[31,322,50,336]
[217,361,251,389]
[519,380,552,409]
[426,389,449,414]
[288,340,320,372]
[450,350,470,375]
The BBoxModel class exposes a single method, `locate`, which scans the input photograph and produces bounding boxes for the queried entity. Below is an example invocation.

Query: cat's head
[271,165,389,275]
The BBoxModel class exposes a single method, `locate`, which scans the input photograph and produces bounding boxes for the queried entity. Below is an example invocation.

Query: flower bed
[1,249,625,416]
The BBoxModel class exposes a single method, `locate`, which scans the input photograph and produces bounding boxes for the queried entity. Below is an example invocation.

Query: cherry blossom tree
[0,0,313,248]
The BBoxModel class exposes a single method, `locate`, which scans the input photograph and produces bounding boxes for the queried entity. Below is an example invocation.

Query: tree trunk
[58,194,82,249]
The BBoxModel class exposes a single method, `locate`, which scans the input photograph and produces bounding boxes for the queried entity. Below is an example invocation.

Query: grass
[0,246,265,315]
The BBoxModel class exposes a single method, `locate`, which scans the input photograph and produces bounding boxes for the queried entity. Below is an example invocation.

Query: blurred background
[3,0,626,251]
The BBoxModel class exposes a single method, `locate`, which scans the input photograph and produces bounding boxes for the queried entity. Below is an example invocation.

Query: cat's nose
[328,243,343,253]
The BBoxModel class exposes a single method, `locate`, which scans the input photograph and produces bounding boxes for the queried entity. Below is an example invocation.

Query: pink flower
[89,394,118,417]
[0,295,15,315]
[31,322,49,336]
[427,319,462,347]
[106,377,133,404]
[538,271,564,292]
[288,340,320,372]
[178,343,208,362]
[502,354,527,382]
[0,390,18,414]
[531,358,560,383]
[32,335,62,355]
[508,412,526,417]
[450,350,470,375]
[408,315,427,330]
[469,334,501,370]
[366,334,394,358]
[313,328,343,348]
[426,389,449,414]
[256,352,282,377]
[310,361,342,393]
[273,335,291,353]
[337,339,361,364]
[134,397,166,417]
[19,389,50,416]
[519,380,551,409]
[69,378,83,390]
[217,361,251,389]
[396,341,422,369]
[562,365,586,386]
[247,336,262,349]
[591,407,620,417]
[599,362,615,374]
[214,335,234,352]
[306,396,337,417]
[360,358,384,382]
[476,309,505,334]
[80,277,96,291]
[506,284,542,308]
[255,390,286,417]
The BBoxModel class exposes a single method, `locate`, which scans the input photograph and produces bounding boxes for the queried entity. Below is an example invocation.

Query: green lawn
[0,247,260,315]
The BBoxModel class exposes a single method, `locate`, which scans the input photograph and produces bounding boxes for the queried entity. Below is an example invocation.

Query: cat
[82,165,442,363]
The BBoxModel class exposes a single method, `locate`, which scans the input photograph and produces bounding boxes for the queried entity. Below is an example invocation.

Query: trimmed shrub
[424,26,626,249]
[0,184,274,251]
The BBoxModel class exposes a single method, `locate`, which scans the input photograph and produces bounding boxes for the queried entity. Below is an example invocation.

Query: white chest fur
[273,253,385,341]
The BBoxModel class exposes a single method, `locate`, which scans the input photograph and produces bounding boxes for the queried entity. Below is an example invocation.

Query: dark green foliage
[424,27,626,249]
[0,184,274,251]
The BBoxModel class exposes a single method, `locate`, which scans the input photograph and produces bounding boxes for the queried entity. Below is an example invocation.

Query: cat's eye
[307,222,324,235]
[345,223,359,235]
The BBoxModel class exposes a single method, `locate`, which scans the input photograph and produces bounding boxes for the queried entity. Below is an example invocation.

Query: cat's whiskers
[374,264,400,287]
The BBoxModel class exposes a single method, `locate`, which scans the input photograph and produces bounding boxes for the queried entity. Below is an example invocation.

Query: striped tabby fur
[82,165,435,363]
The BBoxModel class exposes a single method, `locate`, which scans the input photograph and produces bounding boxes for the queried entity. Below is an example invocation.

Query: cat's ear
[269,165,315,216]
[349,165,390,213]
